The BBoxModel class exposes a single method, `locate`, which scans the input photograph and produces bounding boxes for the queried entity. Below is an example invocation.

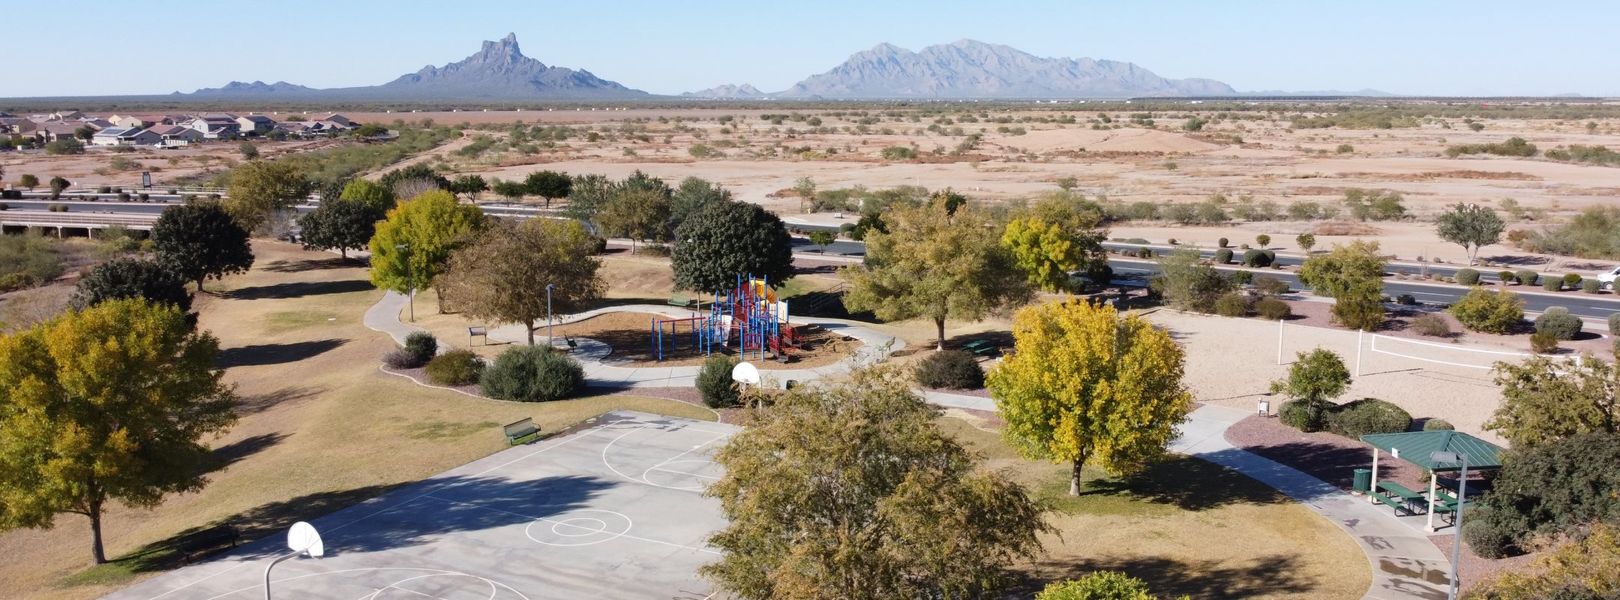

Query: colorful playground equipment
[651,274,797,361]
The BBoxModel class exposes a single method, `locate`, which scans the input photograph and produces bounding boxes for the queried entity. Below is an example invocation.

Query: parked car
[1595,266,1620,289]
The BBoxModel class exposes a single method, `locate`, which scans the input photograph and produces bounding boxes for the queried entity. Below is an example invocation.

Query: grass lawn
[0,242,716,600]
[937,417,1370,600]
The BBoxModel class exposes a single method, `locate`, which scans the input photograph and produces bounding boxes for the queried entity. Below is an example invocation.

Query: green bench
[667,295,697,308]
[503,418,541,446]
[961,339,999,357]
[1376,481,1428,515]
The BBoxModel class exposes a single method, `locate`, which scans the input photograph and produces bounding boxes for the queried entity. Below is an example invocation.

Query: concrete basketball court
[104,411,737,600]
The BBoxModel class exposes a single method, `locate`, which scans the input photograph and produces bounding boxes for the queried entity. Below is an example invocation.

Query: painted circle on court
[524,508,633,547]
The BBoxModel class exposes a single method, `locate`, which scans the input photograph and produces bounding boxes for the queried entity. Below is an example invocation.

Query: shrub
[1213,248,1233,264]
[1530,331,1558,353]
[1422,419,1454,431]
[1470,432,1620,558]
[1610,313,1620,335]
[1533,307,1582,340]
[1228,270,1253,286]
[1463,509,1521,559]
[1515,269,1538,286]
[915,350,985,390]
[1254,275,1290,296]
[1328,398,1412,438]
[1563,273,1583,288]
[1255,297,1292,320]
[1214,292,1250,317]
[1279,399,1332,433]
[1136,247,1154,259]
[1411,313,1452,337]
[1036,571,1155,600]
[1497,270,1514,285]
[1583,278,1602,293]
[1395,293,1417,305]
[696,354,742,408]
[1242,249,1273,267]
[1541,277,1562,292]
[1456,268,1480,285]
[1217,237,1229,248]
[403,332,438,366]
[480,345,584,402]
[382,349,419,369]
[1450,288,1524,334]
[425,350,483,386]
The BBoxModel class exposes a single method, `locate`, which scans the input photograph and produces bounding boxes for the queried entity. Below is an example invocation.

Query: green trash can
[1352,468,1371,494]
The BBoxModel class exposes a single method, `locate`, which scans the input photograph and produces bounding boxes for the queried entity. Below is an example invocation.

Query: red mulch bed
[1223,413,1428,493]
[1429,534,1540,596]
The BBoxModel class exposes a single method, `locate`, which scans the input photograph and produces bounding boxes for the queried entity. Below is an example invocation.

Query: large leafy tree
[224,160,311,232]
[669,176,732,233]
[703,367,1048,599]
[672,200,793,294]
[564,174,612,222]
[1152,248,1230,312]
[368,190,486,319]
[1269,348,1351,403]
[442,219,604,345]
[1468,432,1620,557]
[1002,217,1085,292]
[299,196,384,259]
[1487,355,1619,450]
[1436,202,1505,266]
[152,202,254,292]
[988,300,1192,495]
[523,170,572,208]
[1298,241,1387,331]
[0,298,236,564]
[843,201,1031,349]
[337,179,396,214]
[69,258,192,313]
[597,187,671,253]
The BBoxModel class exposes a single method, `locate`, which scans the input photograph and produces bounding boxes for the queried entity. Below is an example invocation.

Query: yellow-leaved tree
[988,299,1192,495]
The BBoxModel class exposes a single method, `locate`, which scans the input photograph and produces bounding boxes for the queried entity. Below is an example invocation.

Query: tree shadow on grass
[1013,553,1316,599]
[223,279,373,300]
[1078,456,1289,512]
[235,385,321,415]
[217,339,345,368]
[260,257,360,273]
[74,474,615,583]
[204,433,289,473]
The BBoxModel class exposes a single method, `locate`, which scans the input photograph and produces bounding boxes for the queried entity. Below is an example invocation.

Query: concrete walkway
[367,292,1451,599]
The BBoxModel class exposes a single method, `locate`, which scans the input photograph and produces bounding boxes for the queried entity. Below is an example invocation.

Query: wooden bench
[503,418,541,446]
[468,326,487,346]
[961,340,999,357]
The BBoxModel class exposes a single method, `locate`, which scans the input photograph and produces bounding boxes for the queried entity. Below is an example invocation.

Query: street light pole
[1432,451,1469,600]
[546,284,555,347]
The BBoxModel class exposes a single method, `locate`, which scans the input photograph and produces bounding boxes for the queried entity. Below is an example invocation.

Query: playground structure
[652,274,798,362]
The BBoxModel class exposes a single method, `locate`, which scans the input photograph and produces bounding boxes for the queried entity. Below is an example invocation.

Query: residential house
[149,124,204,143]
[50,110,85,121]
[313,112,352,127]
[79,118,115,131]
[92,127,132,146]
[235,114,275,135]
[0,117,38,135]
[118,128,162,145]
[187,113,240,139]
[36,121,82,142]
[271,121,309,137]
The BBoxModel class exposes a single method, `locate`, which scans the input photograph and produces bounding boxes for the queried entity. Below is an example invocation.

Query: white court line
[420,493,720,555]
[144,429,594,600]
[641,430,731,489]
[647,465,722,480]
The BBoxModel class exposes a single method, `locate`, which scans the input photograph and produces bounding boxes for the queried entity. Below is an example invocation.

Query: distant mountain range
[176,34,646,101]
[166,35,1391,102]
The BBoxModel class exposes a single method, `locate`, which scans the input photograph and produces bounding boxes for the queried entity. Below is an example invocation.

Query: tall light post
[545,284,556,346]
[1431,450,1469,600]
[395,243,414,322]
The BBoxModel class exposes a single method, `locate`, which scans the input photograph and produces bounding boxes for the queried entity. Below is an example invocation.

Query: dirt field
[0,242,716,600]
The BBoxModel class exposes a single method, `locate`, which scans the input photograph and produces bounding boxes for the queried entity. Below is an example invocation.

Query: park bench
[180,524,240,564]
[468,326,487,346]
[503,418,541,446]
[961,339,999,357]
[667,295,696,308]
[1376,481,1428,515]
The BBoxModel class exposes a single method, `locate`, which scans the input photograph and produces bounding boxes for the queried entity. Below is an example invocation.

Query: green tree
[703,367,1047,599]
[1298,241,1387,330]
[299,195,384,259]
[930,188,968,216]
[1256,234,1271,248]
[449,174,488,199]
[793,176,817,213]
[74,126,95,141]
[1487,355,1619,450]
[1470,522,1620,598]
[17,174,39,190]
[808,230,836,253]
[1449,288,1524,334]
[1468,433,1620,558]
[368,190,486,320]
[69,258,192,313]
[151,202,254,291]
[442,219,604,346]
[1436,202,1505,265]
[1296,233,1316,253]
[564,174,612,221]
[1002,215,1091,292]
[672,201,793,293]
[669,176,732,233]
[0,298,236,564]
[45,138,84,155]
[989,300,1193,495]
[224,159,311,232]
[237,141,259,160]
[597,187,671,253]
[337,179,396,214]
[1152,248,1230,313]
[843,202,1032,349]
[48,176,71,198]
[1270,348,1352,403]
[491,179,527,201]
[523,170,572,208]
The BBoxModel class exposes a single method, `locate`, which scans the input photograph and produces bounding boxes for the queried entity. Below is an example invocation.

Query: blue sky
[2,0,1614,97]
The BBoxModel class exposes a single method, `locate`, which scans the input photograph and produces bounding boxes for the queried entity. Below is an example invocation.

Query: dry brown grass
[0,241,715,600]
